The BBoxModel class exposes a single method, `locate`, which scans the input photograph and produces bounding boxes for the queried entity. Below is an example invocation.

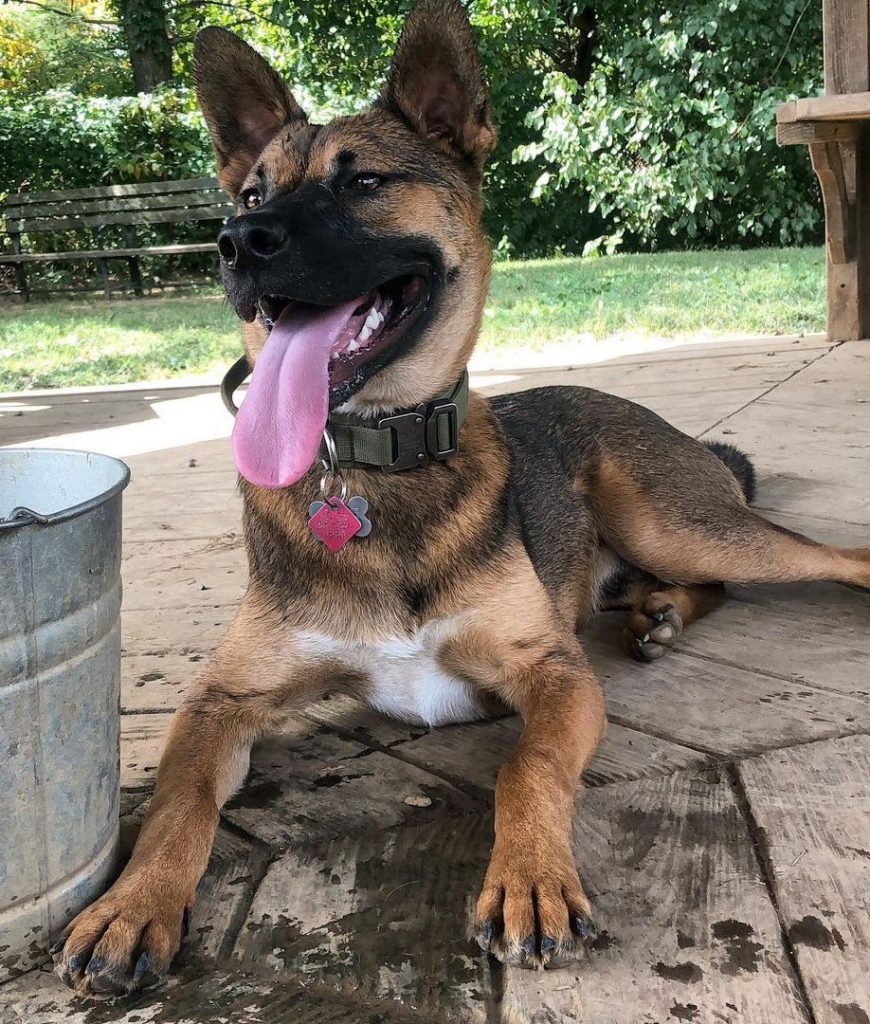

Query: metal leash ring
[319,428,348,504]
[319,466,348,505]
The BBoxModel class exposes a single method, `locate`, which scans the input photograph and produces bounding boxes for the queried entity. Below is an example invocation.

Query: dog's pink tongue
[233,298,361,488]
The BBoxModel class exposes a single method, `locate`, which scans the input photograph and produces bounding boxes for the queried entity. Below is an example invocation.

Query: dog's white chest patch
[298,622,485,728]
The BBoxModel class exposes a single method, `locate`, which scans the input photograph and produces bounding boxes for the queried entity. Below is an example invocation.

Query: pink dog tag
[308,498,362,552]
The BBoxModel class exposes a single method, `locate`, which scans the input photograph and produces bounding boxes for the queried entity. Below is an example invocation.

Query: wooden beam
[776,120,861,145]
[823,0,870,94]
[777,91,870,124]
[810,139,856,263]
[819,1,870,341]
[819,132,870,340]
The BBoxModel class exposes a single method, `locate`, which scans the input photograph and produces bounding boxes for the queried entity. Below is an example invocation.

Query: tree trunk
[119,0,173,92]
[551,4,598,88]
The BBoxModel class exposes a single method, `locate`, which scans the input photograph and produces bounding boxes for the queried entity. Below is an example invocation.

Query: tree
[113,0,173,90]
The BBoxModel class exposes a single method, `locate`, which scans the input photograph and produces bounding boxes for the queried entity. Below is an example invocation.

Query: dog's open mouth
[231,271,433,489]
[257,273,430,388]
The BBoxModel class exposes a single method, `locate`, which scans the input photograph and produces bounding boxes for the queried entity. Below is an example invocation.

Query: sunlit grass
[0,247,825,391]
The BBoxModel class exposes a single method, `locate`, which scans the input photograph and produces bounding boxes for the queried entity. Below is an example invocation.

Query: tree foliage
[516,0,823,248]
[0,0,824,254]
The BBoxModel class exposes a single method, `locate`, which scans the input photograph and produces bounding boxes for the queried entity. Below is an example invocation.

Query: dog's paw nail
[49,938,65,957]
[572,914,597,942]
[84,956,104,976]
[540,935,557,955]
[66,953,84,974]
[182,906,192,939]
[520,936,535,957]
[133,952,151,983]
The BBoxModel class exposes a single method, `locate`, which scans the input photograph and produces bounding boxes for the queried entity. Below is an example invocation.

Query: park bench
[776,0,870,341]
[0,177,233,301]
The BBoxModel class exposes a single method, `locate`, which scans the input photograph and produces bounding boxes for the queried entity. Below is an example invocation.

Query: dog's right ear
[194,27,307,196]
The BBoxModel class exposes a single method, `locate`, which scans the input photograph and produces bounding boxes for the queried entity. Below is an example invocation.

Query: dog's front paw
[53,879,190,996]
[474,837,596,969]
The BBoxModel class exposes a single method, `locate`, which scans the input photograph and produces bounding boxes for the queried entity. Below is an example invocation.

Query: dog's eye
[240,188,261,210]
[349,174,383,192]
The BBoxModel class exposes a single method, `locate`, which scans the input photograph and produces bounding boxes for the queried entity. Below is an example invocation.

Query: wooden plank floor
[2,332,869,1024]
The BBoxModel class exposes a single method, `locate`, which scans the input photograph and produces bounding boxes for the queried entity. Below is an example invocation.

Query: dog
[54,0,870,994]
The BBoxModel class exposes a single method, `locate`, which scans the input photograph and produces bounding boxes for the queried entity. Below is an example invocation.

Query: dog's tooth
[360,326,372,342]
[365,308,379,330]
[348,339,360,352]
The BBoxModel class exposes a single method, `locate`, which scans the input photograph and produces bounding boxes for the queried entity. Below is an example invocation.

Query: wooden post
[124,224,144,296]
[820,0,870,340]
[9,231,29,303]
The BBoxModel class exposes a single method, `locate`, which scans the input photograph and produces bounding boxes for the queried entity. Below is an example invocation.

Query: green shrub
[514,0,824,249]
[0,87,210,194]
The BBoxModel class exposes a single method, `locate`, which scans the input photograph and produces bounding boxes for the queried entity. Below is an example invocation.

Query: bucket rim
[0,447,131,532]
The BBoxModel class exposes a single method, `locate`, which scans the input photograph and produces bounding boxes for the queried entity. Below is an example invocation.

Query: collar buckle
[377,396,460,473]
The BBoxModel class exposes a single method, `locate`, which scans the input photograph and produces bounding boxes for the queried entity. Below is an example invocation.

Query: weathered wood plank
[823,0,870,94]
[0,242,218,264]
[583,615,870,756]
[748,339,869,409]
[676,581,870,699]
[701,406,870,526]
[8,205,229,234]
[220,719,481,852]
[5,191,228,221]
[120,712,172,790]
[778,120,862,145]
[778,92,870,124]
[234,771,810,1024]
[399,716,712,789]
[183,826,270,967]
[305,695,711,790]
[4,176,220,204]
[501,771,811,1024]
[739,735,870,1024]
[234,814,492,1022]
[121,603,235,658]
[0,964,433,1024]
[122,650,204,712]
[122,559,244,613]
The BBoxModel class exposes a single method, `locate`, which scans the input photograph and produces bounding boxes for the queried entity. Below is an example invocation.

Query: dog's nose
[217,216,289,269]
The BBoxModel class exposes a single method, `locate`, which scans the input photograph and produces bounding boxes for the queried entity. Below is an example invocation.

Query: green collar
[220,359,469,473]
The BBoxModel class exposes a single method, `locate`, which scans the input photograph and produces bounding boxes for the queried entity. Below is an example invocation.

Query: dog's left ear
[194,27,307,196]
[382,0,495,169]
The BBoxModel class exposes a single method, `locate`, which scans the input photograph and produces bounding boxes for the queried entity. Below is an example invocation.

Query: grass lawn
[0,247,825,391]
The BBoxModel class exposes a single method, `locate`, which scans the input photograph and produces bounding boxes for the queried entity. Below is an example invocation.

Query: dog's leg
[439,557,606,968]
[465,638,605,969]
[54,597,328,995]
[592,453,870,591]
[622,582,725,662]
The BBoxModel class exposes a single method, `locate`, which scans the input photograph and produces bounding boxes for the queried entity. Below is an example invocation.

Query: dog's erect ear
[382,0,495,168]
[194,27,307,195]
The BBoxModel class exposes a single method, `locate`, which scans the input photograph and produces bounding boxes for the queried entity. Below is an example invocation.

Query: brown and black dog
[56,0,870,994]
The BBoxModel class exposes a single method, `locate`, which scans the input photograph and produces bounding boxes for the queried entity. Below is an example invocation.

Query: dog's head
[194,0,495,420]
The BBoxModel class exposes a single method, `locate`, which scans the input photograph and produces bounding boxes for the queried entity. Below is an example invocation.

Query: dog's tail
[704,440,757,504]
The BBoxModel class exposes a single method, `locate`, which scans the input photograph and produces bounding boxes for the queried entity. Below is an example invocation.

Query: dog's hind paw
[622,596,683,663]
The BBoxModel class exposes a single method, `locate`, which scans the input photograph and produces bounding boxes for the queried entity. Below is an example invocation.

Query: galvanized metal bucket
[0,448,130,981]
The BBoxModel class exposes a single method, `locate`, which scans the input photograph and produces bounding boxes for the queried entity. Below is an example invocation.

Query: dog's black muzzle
[216,186,442,322]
